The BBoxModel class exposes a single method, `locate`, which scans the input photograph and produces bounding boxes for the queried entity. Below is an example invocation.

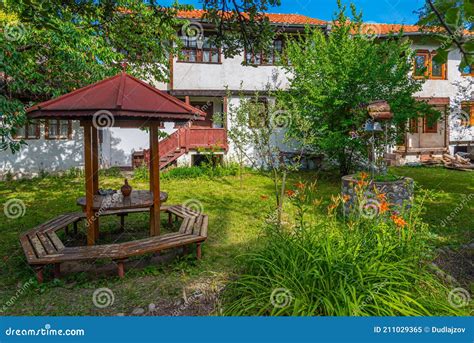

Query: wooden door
[191,102,214,127]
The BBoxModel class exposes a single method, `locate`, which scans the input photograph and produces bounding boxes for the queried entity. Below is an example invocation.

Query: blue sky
[161,0,426,24]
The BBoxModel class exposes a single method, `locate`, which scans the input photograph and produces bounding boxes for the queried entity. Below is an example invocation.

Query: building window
[414,50,447,80]
[461,102,474,126]
[248,99,269,128]
[46,119,72,139]
[245,39,284,66]
[423,114,438,133]
[14,120,40,140]
[461,65,474,76]
[178,36,221,64]
[409,118,418,133]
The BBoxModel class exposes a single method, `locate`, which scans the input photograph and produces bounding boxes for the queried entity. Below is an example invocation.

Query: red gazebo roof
[27,72,206,121]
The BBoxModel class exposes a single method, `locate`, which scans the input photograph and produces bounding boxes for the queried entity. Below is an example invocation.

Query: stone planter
[341,174,414,217]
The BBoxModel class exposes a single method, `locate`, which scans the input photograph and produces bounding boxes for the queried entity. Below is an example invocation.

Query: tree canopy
[0,0,279,153]
[417,0,474,68]
[280,1,436,175]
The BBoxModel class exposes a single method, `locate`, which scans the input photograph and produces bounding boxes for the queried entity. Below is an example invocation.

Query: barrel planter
[341,174,414,217]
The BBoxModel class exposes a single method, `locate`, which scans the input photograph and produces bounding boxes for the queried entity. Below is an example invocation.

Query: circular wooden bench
[19,205,208,283]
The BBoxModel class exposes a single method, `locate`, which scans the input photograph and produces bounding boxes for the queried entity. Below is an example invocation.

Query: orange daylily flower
[342,195,351,203]
[379,201,390,213]
[360,172,369,180]
[296,182,305,189]
[286,190,296,197]
[391,215,407,228]
[376,193,386,201]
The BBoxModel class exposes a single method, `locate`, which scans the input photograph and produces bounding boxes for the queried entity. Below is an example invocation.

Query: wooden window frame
[414,50,447,80]
[409,118,419,133]
[423,115,438,133]
[45,119,73,140]
[245,39,284,66]
[13,120,40,140]
[177,36,222,64]
[461,102,474,127]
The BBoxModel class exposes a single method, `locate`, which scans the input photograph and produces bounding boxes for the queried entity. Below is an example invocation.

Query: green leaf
[432,49,449,64]
[464,0,474,18]
[444,7,461,29]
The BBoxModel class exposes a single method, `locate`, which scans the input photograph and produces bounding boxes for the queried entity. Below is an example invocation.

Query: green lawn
[0,167,472,316]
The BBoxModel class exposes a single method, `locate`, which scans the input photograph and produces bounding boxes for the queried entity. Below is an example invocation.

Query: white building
[1,10,473,177]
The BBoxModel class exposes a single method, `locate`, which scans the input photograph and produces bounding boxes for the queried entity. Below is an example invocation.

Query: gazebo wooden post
[149,122,161,237]
[83,121,96,246]
[91,125,100,239]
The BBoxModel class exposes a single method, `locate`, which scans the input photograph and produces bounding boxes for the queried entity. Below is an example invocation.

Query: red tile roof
[177,9,326,26]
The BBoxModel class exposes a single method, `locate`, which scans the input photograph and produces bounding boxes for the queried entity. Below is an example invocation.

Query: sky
[160,0,427,25]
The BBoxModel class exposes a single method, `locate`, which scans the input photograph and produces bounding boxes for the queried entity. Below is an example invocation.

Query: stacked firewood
[442,153,474,170]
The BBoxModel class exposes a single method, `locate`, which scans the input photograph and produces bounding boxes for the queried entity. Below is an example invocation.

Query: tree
[417,0,474,69]
[280,1,437,176]
[0,0,279,153]
[223,90,299,227]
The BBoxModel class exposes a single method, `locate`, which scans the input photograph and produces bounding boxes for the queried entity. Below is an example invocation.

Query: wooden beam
[91,125,100,240]
[149,123,161,236]
[83,122,96,245]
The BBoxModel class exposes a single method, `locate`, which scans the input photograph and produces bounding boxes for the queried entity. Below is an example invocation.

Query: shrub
[99,166,122,177]
[133,163,239,181]
[222,182,465,316]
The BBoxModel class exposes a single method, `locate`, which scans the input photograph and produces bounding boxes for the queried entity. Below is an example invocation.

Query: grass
[0,167,471,315]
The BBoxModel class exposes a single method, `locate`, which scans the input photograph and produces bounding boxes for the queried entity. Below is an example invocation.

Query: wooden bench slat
[36,232,57,254]
[200,215,209,238]
[178,217,190,234]
[20,235,39,263]
[185,216,196,235]
[192,215,204,236]
[29,235,47,257]
[47,232,65,251]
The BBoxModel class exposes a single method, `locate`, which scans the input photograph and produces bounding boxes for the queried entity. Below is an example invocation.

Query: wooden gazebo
[21,72,210,282]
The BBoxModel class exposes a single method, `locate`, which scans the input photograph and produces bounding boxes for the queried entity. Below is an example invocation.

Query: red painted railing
[142,127,228,165]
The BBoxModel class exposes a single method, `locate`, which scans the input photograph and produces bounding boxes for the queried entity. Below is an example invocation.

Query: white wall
[173,54,289,91]
[0,121,84,178]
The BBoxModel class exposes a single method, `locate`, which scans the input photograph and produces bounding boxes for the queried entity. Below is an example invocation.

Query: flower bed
[341,173,414,218]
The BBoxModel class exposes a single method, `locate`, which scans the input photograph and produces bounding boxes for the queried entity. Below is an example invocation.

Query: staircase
[142,126,228,170]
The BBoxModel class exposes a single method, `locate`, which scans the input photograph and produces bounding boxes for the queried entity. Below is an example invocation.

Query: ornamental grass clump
[223,181,466,316]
